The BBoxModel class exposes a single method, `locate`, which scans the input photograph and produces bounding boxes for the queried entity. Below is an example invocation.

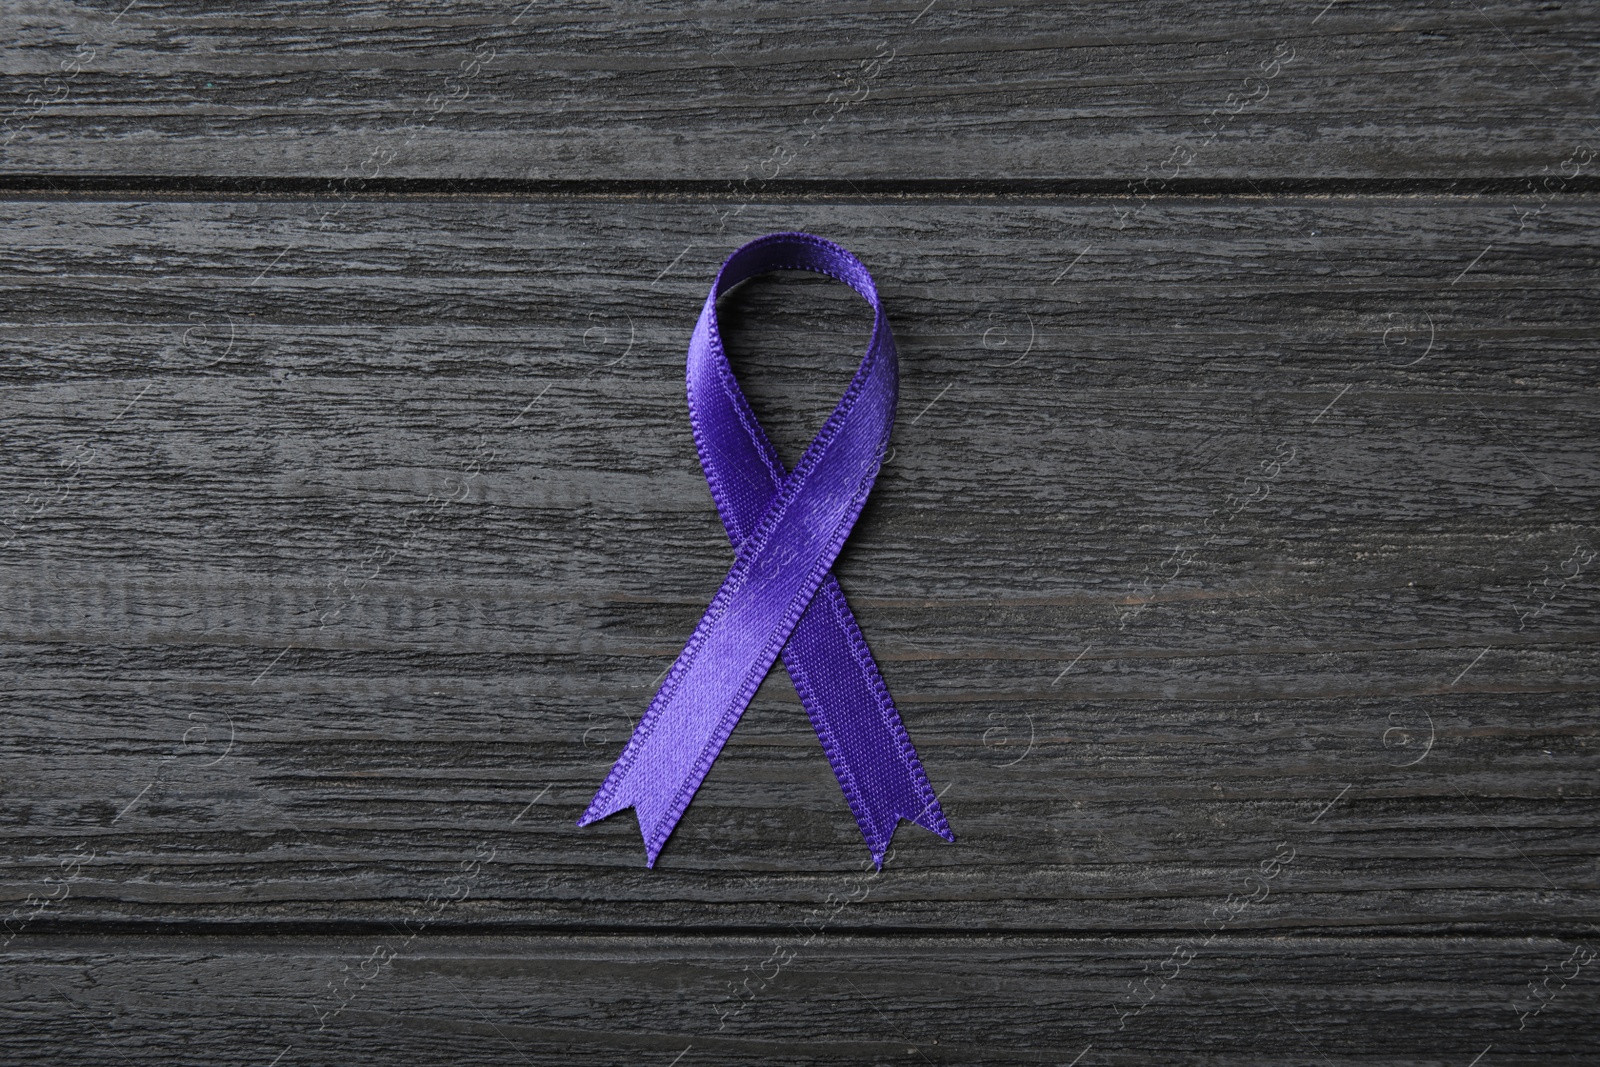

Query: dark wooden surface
[3,1,1598,183]
[3,3,1598,1065]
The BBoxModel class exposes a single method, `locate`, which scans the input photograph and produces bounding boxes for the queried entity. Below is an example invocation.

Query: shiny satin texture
[578,232,954,868]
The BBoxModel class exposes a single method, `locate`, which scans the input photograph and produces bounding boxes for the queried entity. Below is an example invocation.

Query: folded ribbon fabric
[578,232,954,868]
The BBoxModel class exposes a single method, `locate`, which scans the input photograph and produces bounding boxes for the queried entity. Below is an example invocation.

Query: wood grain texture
[1,1,1596,182]
[2,199,1595,937]
[6,933,1600,1065]
[4,2,1600,1061]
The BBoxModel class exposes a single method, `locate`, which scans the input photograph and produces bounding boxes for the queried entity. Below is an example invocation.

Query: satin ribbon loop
[579,232,953,868]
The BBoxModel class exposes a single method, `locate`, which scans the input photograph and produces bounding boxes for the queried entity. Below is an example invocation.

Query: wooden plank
[5,932,1599,1065]
[1,2,1597,183]
[2,197,1595,932]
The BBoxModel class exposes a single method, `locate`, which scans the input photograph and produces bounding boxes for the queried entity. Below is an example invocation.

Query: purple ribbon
[579,232,954,868]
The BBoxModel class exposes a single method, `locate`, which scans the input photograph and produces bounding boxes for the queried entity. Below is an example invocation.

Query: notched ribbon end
[862,803,957,870]
[577,788,679,869]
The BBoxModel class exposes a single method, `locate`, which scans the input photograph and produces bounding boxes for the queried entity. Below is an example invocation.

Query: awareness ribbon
[579,232,954,868]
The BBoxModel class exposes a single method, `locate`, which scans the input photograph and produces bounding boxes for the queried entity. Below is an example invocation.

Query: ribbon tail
[577,752,712,869]
[845,774,954,871]
[578,681,751,869]
[785,575,954,868]
[576,799,669,868]
[578,622,768,865]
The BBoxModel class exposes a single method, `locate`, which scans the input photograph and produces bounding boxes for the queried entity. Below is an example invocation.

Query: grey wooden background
[3,2,1597,1064]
